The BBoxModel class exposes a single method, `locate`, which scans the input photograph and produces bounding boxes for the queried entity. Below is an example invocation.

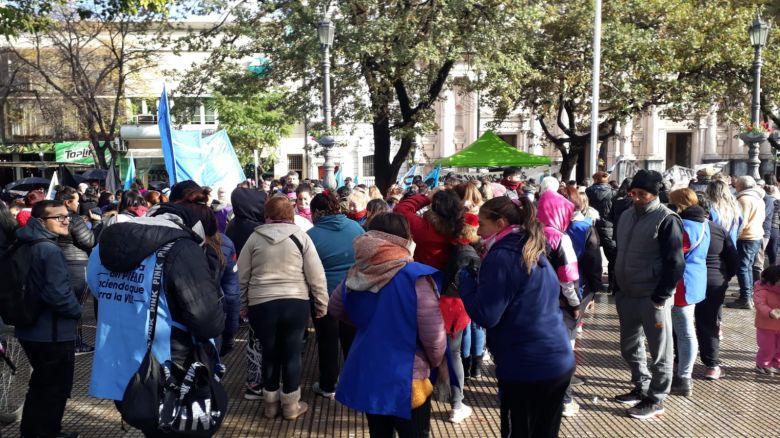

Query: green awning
[435,131,551,168]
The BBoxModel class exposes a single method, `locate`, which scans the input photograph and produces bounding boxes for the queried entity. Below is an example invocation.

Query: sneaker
[244,383,263,400]
[725,298,755,310]
[449,404,473,423]
[756,366,775,375]
[74,343,94,356]
[614,388,644,405]
[627,398,664,420]
[312,382,336,399]
[570,375,587,386]
[705,367,722,381]
[562,400,580,417]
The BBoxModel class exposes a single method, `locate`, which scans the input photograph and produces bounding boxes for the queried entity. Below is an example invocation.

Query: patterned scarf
[345,230,413,292]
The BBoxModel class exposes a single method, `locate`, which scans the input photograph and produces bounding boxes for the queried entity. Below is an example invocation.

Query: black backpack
[0,239,48,327]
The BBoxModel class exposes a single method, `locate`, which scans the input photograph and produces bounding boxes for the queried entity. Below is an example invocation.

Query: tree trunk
[372,111,394,194]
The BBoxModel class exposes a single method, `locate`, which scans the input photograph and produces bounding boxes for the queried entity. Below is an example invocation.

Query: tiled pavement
[1,290,779,437]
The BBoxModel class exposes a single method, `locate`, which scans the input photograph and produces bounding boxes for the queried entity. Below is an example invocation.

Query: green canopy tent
[435,131,551,168]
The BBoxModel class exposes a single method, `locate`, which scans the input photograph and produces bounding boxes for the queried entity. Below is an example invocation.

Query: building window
[288,154,303,176]
[498,134,518,147]
[204,99,217,125]
[362,155,375,177]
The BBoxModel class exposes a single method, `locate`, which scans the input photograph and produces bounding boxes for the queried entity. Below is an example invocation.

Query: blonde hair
[669,188,698,212]
[368,185,383,200]
[348,190,369,211]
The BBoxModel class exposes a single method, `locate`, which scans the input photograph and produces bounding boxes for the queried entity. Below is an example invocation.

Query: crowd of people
[2,165,780,438]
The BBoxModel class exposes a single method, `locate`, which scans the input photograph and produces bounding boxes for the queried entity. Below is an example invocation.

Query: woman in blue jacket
[307,190,365,398]
[460,196,574,438]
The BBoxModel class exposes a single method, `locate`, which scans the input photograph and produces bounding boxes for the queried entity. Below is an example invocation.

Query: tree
[211,71,295,165]
[481,0,761,180]
[4,3,164,168]
[177,0,540,192]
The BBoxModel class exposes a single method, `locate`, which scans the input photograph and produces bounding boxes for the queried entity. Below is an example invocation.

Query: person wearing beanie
[613,169,685,420]
[169,179,202,203]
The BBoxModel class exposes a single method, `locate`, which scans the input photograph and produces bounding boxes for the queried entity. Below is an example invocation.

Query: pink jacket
[755,281,780,332]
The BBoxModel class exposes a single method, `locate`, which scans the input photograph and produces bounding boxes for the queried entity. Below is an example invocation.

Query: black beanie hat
[629,170,664,196]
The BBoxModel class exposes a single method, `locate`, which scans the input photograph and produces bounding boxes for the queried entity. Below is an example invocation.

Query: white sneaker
[449,404,473,424]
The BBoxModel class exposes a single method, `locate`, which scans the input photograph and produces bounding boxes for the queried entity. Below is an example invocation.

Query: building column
[530,115,543,156]
[644,106,664,171]
[439,89,456,159]
[703,107,718,161]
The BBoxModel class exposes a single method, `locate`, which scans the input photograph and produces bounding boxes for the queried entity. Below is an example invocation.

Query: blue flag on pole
[123,155,135,190]
[399,165,418,189]
[423,165,441,188]
[335,167,344,188]
[158,84,177,186]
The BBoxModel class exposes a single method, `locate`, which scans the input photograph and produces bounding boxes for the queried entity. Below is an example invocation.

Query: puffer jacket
[96,214,225,372]
[586,183,615,241]
[754,281,780,332]
[14,219,82,342]
[238,223,328,316]
[58,207,95,263]
[226,188,267,256]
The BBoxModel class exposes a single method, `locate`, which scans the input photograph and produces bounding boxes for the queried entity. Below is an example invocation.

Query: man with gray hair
[727,175,765,310]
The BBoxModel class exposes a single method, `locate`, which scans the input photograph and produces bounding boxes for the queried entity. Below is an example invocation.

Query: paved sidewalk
[1,291,778,437]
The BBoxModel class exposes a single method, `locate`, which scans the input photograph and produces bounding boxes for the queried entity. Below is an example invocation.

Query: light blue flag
[423,165,441,188]
[335,167,344,188]
[158,84,177,186]
[354,175,359,185]
[399,165,418,189]
[123,156,135,190]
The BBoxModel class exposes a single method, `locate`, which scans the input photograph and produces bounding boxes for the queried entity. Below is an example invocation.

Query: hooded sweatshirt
[238,223,328,316]
[307,214,365,294]
[226,188,267,256]
[536,191,580,306]
[737,187,766,241]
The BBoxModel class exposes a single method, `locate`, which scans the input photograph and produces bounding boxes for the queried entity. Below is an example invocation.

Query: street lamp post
[747,12,770,179]
[318,20,336,188]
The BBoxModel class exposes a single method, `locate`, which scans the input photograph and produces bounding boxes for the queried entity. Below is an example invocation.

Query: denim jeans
[671,305,698,379]
[737,239,762,300]
[448,330,465,409]
[462,323,486,358]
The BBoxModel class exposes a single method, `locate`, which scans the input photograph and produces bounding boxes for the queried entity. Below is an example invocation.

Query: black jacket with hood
[97,205,225,372]
[226,188,267,256]
[57,207,95,263]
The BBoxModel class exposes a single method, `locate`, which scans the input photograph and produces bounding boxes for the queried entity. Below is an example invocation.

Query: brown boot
[281,388,308,420]
[263,389,280,419]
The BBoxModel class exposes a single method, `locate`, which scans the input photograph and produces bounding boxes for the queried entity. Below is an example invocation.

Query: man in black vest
[613,170,685,420]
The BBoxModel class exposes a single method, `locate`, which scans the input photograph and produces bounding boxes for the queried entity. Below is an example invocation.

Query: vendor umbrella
[81,168,108,181]
[4,177,50,192]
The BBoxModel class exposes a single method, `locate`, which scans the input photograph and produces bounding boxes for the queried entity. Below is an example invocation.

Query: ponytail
[479,196,545,272]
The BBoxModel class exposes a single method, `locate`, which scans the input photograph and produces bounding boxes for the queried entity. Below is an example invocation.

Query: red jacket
[394,195,454,270]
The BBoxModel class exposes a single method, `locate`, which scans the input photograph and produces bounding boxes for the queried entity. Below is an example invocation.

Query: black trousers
[312,312,340,393]
[249,299,309,393]
[498,370,573,438]
[365,396,432,438]
[695,283,728,368]
[66,261,89,344]
[19,340,75,438]
[339,321,356,359]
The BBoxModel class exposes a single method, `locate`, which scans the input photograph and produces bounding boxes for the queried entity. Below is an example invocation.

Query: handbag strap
[145,241,176,353]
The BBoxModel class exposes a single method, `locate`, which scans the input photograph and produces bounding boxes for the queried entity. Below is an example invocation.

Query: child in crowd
[754,265,780,374]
